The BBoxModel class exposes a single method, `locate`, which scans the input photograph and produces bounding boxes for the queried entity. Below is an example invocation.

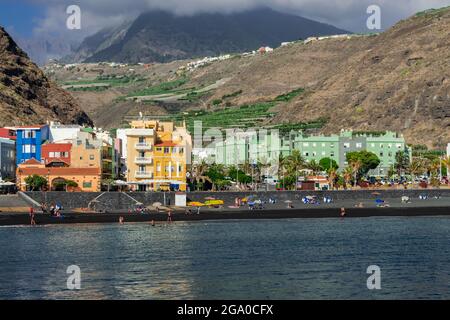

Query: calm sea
[1,217,450,299]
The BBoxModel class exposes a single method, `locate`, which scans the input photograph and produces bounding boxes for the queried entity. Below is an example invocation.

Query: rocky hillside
[47,7,450,148]
[0,27,92,127]
[74,8,348,63]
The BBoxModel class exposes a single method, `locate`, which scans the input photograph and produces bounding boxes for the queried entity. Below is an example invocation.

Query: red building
[0,128,16,140]
[41,143,72,166]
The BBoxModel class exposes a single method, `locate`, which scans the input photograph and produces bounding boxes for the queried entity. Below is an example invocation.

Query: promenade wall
[22,189,450,211]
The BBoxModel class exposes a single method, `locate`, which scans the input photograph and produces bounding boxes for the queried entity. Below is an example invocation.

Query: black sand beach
[1,205,450,226]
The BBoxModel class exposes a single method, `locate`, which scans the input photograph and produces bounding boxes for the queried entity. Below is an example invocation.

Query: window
[156,147,162,151]
[322,143,326,147]
[312,143,317,147]
[303,152,309,157]
[22,145,32,153]
[164,147,170,154]
[23,130,36,139]
[139,137,145,143]
[344,143,350,148]
[83,182,92,188]
[380,143,384,148]
[90,155,95,160]
[49,152,55,157]
[330,152,335,157]
[356,143,362,148]
[380,152,384,157]
[179,148,184,154]
[388,144,392,149]
[388,152,392,157]
[330,144,335,148]
[321,151,326,156]
[312,151,317,156]
[396,144,402,149]
[371,143,375,147]
[303,142,309,147]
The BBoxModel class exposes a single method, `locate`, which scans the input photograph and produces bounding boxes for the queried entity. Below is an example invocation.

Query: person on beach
[167,210,173,223]
[40,202,47,214]
[119,216,124,224]
[29,207,36,225]
[151,220,155,226]
[340,207,346,217]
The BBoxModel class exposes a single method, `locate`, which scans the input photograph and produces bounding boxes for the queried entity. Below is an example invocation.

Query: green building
[212,129,410,177]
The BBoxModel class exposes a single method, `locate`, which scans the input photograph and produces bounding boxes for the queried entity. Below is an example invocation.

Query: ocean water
[1,217,450,299]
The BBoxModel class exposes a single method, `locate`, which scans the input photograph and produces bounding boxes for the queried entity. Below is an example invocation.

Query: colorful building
[0,138,16,180]
[12,125,49,165]
[41,143,72,166]
[0,128,16,140]
[122,120,191,191]
[16,158,101,192]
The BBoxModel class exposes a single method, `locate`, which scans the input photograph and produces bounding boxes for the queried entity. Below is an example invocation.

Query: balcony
[135,157,153,164]
[135,143,152,150]
[135,171,153,179]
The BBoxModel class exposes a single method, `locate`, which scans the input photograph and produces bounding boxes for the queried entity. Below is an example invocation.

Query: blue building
[14,125,49,165]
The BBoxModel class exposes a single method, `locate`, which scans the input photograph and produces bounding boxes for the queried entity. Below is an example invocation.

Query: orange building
[16,158,101,192]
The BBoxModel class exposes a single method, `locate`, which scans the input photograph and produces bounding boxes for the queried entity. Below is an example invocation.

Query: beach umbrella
[284,200,293,203]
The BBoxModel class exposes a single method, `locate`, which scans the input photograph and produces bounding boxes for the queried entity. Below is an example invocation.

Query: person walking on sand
[340,207,346,218]
[167,210,173,223]
[151,220,155,226]
[119,216,124,224]
[29,207,36,226]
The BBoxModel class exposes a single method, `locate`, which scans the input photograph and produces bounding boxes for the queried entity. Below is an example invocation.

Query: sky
[1,0,450,63]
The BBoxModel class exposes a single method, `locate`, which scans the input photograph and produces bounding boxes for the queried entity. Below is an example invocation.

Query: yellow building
[124,120,191,191]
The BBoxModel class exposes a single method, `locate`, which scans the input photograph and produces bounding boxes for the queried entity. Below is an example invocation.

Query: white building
[48,122,81,143]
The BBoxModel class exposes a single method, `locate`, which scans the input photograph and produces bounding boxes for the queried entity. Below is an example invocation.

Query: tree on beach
[206,164,226,191]
[342,167,353,189]
[192,160,209,190]
[319,157,339,171]
[346,151,380,176]
[349,159,362,187]
[327,167,338,190]
[285,150,306,186]
[306,159,323,175]
[394,150,410,177]
[409,158,425,182]
[24,175,48,191]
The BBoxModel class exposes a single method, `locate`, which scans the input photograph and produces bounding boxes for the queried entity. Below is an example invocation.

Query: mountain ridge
[0,26,93,127]
[72,8,349,63]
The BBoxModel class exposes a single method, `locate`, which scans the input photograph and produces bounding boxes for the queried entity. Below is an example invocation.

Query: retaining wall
[22,189,450,211]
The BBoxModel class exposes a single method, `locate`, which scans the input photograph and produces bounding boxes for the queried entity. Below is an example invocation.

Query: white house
[48,122,81,143]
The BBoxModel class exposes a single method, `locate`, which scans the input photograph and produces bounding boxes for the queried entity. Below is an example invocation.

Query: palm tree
[307,160,323,175]
[285,150,306,188]
[327,167,338,190]
[192,160,209,190]
[343,167,353,189]
[349,159,362,187]
[409,158,425,183]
